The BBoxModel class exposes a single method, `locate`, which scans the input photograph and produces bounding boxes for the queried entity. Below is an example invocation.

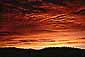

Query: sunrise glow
[0,0,85,49]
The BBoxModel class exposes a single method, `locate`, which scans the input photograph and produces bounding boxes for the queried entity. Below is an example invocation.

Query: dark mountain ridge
[0,47,85,57]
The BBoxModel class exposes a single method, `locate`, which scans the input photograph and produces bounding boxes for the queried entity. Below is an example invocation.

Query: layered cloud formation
[0,0,85,49]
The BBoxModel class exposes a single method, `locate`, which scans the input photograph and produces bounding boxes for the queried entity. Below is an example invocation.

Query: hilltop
[0,47,85,57]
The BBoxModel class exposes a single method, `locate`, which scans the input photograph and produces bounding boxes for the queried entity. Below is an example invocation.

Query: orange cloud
[0,0,85,49]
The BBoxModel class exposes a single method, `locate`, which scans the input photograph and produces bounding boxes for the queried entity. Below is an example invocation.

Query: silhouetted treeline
[0,47,85,57]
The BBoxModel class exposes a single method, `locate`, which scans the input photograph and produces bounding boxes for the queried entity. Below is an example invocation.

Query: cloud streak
[0,0,85,49]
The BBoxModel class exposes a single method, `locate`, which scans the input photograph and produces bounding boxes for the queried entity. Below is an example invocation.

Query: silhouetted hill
[0,47,85,57]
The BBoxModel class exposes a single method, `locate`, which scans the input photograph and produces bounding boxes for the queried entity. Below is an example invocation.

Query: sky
[0,0,85,49]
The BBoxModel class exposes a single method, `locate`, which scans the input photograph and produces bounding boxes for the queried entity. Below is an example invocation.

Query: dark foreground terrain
[0,47,85,57]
